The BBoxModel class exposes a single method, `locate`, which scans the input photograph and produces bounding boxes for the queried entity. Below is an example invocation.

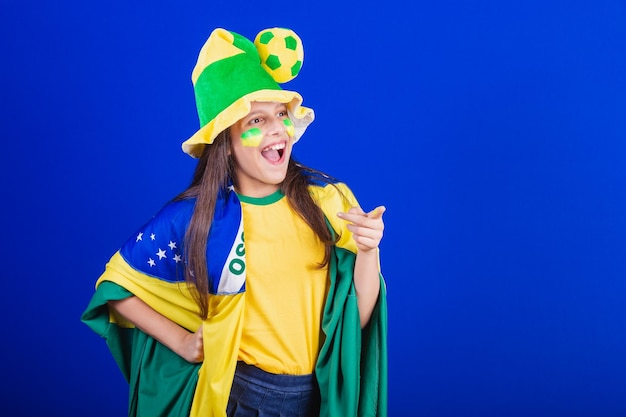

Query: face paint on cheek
[283,119,295,137]
[240,127,263,147]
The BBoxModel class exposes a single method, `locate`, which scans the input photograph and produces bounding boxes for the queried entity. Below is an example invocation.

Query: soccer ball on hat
[254,28,304,83]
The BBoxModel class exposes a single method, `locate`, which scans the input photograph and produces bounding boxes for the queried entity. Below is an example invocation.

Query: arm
[337,206,386,327]
[108,296,204,363]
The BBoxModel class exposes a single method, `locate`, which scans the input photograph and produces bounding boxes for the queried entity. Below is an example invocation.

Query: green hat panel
[194,51,280,128]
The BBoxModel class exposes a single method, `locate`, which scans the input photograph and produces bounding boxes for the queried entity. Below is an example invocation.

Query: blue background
[1,0,625,416]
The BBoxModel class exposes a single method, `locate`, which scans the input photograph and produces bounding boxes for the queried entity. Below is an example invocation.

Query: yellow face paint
[284,118,295,137]
[240,127,263,147]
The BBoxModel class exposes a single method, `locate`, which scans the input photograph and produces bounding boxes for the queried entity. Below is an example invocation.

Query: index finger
[367,206,386,219]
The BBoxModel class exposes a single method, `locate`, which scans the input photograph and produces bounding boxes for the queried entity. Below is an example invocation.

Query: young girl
[82,27,387,417]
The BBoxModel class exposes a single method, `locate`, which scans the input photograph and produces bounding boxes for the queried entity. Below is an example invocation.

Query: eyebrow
[246,104,288,120]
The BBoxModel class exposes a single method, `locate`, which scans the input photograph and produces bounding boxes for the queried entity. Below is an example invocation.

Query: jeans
[226,361,321,417]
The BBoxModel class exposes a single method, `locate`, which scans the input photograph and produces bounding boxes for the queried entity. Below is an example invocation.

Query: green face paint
[240,119,294,147]
[283,118,295,137]
[240,127,263,147]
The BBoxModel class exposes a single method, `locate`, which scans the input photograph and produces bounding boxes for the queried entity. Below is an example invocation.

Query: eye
[250,117,262,125]
[277,109,288,117]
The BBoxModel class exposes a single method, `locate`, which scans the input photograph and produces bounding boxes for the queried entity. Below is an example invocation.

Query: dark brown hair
[175,130,338,319]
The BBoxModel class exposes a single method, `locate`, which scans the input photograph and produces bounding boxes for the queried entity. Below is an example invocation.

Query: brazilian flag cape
[81,181,387,417]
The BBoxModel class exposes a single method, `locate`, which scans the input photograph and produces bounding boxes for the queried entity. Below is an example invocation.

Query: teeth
[262,143,286,152]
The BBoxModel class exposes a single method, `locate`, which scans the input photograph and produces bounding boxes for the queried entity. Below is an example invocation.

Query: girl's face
[229,101,294,197]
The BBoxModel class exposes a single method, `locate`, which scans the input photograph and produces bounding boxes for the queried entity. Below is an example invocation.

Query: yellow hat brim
[182,89,314,158]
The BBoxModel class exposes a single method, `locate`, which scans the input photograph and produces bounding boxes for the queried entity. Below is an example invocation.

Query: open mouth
[261,142,286,163]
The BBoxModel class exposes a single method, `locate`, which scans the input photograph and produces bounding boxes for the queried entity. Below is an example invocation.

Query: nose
[267,116,287,136]
[268,118,295,138]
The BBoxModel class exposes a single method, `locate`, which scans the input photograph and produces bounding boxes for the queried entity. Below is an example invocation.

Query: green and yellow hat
[182,27,315,158]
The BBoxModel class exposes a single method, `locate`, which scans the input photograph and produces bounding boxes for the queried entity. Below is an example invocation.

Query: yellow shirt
[236,191,328,375]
